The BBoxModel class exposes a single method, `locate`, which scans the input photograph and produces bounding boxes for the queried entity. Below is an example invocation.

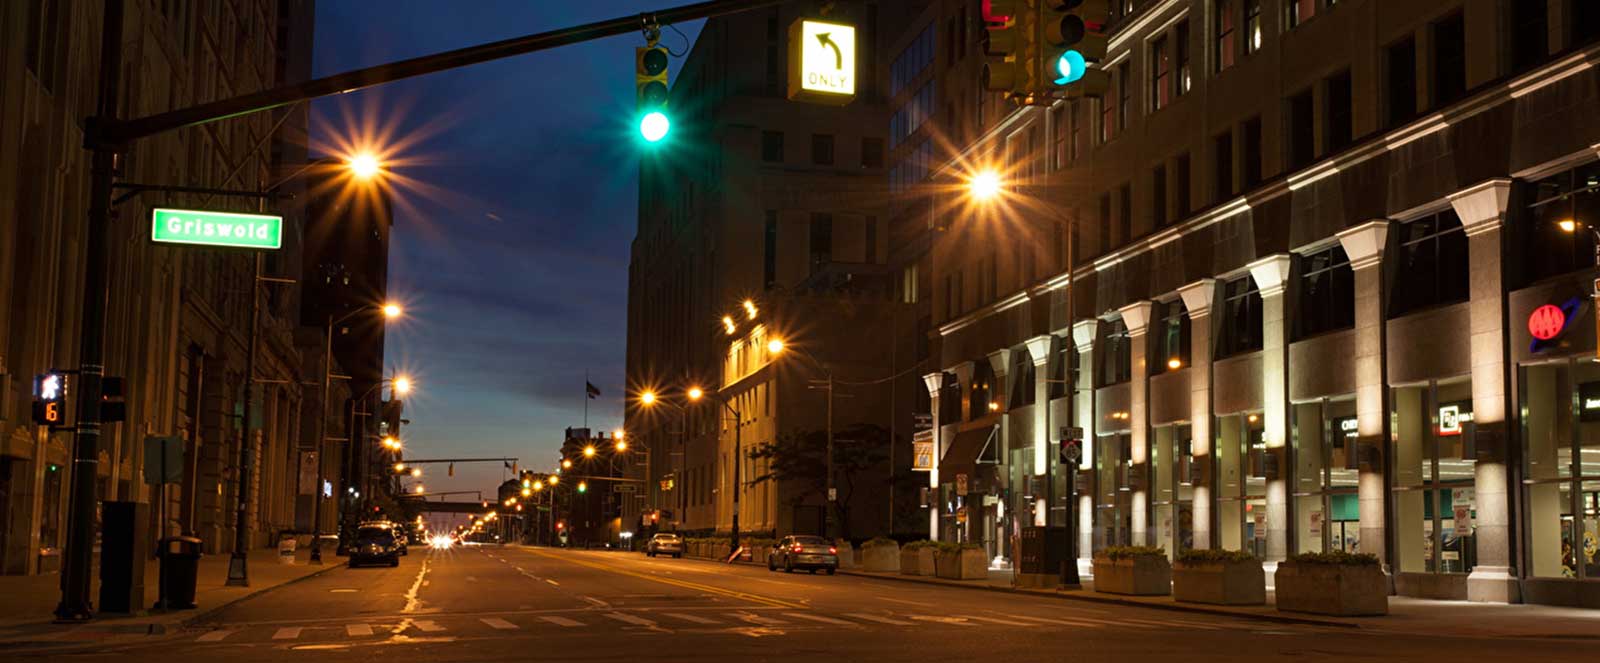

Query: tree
[747,424,892,540]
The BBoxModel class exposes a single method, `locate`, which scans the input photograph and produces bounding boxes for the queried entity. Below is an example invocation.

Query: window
[890,23,936,97]
[766,16,781,93]
[1101,76,1118,143]
[1241,116,1262,189]
[1519,360,1600,580]
[1286,88,1315,170]
[809,212,833,272]
[945,16,957,68]
[1049,338,1078,399]
[1010,349,1036,408]
[1432,12,1467,107]
[1244,0,1263,54]
[1296,244,1354,339]
[1325,69,1353,153]
[1099,193,1113,255]
[1152,165,1169,229]
[764,211,778,288]
[1391,379,1476,574]
[762,130,784,163]
[1118,61,1132,130]
[1151,34,1172,111]
[1175,153,1192,216]
[1389,209,1469,317]
[1176,21,1192,95]
[1572,0,1600,49]
[1098,318,1133,386]
[1069,101,1082,161]
[1385,36,1418,128]
[1218,275,1263,357]
[1052,104,1069,170]
[1290,397,1360,554]
[890,82,936,148]
[940,372,962,423]
[1525,162,1600,284]
[811,134,835,165]
[1152,299,1190,374]
[1118,183,1133,245]
[1510,0,1548,72]
[861,137,883,168]
[1213,129,1234,201]
[1287,0,1315,28]
[970,362,996,420]
[901,264,919,304]
[1216,0,1237,72]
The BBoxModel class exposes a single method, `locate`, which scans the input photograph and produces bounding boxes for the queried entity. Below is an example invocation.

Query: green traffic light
[639,111,670,143]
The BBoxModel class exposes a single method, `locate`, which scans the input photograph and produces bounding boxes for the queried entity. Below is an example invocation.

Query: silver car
[768,535,837,574]
[646,533,683,558]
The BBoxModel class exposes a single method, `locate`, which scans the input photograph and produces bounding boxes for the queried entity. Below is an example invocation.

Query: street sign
[788,18,856,105]
[151,207,283,250]
[956,506,968,524]
[142,436,184,484]
[955,473,969,496]
[1060,438,1082,465]
[1060,426,1084,441]
[614,483,638,493]
[912,430,935,471]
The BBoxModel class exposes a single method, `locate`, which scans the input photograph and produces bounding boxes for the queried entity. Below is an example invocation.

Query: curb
[835,569,1357,629]
[171,560,346,632]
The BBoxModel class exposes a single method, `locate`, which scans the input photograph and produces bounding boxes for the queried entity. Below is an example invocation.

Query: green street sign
[151,207,282,250]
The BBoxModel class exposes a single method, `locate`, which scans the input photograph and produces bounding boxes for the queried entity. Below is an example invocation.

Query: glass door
[1151,424,1193,558]
[1291,397,1359,554]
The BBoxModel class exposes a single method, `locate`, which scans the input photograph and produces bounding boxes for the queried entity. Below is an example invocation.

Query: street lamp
[687,386,748,552]
[348,153,383,179]
[968,170,1003,201]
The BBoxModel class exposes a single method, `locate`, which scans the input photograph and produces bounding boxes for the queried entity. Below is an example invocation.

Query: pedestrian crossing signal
[31,373,66,427]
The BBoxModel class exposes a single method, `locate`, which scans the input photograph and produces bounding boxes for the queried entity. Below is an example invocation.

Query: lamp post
[763,339,841,539]
[349,375,412,519]
[688,386,744,554]
[638,391,689,529]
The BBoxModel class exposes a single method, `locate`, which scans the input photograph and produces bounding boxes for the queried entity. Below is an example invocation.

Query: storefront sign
[788,19,856,104]
[1438,403,1474,436]
[912,430,935,472]
[151,208,283,250]
[1529,304,1567,340]
[1581,382,1600,422]
[1337,417,1358,435]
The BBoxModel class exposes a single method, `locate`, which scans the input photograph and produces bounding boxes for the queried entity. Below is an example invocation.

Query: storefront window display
[1094,432,1132,552]
[1216,412,1268,557]
[1520,360,1600,579]
[1391,379,1476,575]
[1152,424,1195,558]
[1291,397,1360,554]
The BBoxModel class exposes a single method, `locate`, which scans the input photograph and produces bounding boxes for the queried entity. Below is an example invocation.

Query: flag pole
[584,370,590,429]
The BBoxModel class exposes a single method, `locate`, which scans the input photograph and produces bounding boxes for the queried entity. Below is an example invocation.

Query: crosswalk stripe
[604,612,657,627]
[965,615,1032,627]
[413,620,445,632]
[1117,617,1222,631]
[538,616,585,627]
[909,615,979,626]
[346,624,373,637]
[783,612,856,626]
[480,617,519,630]
[663,612,720,625]
[272,627,302,640]
[1002,613,1106,628]
[844,613,914,626]
[733,613,789,626]
[196,630,234,642]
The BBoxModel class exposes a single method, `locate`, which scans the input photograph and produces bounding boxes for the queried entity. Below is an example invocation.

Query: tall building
[626,1,923,541]
[901,0,1600,608]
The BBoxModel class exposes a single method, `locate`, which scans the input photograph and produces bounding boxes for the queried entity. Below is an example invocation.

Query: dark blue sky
[311,2,702,502]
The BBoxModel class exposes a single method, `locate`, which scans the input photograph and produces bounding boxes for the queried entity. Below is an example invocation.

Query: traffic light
[1042,0,1111,97]
[981,0,1028,96]
[31,373,66,427]
[635,45,670,143]
[577,481,588,493]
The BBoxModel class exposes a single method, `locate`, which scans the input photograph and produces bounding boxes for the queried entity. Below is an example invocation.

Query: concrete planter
[900,547,935,575]
[935,548,988,580]
[1092,555,1172,596]
[751,546,769,566]
[836,539,859,569]
[711,542,731,561]
[1275,562,1388,616]
[1173,560,1266,605]
[862,543,901,572]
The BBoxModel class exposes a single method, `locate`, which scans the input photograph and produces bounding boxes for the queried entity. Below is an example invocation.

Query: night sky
[311,2,700,512]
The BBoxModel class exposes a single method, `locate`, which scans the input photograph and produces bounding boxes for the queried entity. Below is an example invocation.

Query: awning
[939,424,999,480]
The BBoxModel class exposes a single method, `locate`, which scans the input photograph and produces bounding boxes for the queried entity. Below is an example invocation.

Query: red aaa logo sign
[1529,304,1567,341]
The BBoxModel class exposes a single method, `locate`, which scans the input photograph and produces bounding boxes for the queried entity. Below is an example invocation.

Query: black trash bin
[157,536,202,610]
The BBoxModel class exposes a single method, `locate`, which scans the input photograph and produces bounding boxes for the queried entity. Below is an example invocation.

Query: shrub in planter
[899,540,936,576]
[861,537,900,573]
[1275,551,1387,616]
[1092,546,1171,596]
[934,543,988,580]
[1172,549,1265,605]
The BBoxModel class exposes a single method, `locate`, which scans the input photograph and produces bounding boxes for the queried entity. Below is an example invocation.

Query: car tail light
[829,546,837,554]
[792,545,803,553]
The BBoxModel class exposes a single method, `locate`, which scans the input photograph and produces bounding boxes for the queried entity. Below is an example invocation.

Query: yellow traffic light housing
[635,45,670,143]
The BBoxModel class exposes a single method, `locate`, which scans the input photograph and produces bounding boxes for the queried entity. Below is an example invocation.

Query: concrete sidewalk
[0,546,340,647]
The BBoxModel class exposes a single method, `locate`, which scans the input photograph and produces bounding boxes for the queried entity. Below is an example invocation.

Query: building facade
[904,0,1600,608]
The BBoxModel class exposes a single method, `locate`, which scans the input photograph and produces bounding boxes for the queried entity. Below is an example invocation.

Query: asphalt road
[40,544,1582,662]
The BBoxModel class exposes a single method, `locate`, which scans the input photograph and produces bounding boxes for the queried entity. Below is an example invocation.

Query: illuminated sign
[151,208,283,250]
[789,19,856,104]
[912,430,934,471]
[1528,304,1566,341]
[32,373,66,426]
[1438,404,1474,436]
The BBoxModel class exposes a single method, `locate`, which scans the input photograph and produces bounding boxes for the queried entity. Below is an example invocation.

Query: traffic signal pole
[59,0,787,621]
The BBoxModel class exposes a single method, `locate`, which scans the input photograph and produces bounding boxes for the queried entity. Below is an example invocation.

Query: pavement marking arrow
[816,33,842,69]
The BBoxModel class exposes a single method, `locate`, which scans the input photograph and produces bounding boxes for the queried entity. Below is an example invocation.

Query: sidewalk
[838,564,1600,639]
[0,546,340,647]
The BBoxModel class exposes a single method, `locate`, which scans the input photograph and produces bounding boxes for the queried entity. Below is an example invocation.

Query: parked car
[349,523,401,567]
[767,535,838,574]
[645,533,683,558]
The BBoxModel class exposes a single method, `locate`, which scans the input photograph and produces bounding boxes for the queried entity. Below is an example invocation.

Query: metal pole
[825,372,835,540]
[1060,201,1080,588]
[226,252,264,587]
[731,402,741,554]
[55,0,124,623]
[310,316,333,564]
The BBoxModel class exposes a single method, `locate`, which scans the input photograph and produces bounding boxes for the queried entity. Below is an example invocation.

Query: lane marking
[965,615,1031,627]
[909,615,978,626]
[877,596,936,607]
[523,548,803,609]
[783,613,855,626]
[196,630,234,642]
[403,558,431,613]
[412,620,445,632]
[844,613,913,626]
[581,596,611,609]
[545,579,560,587]
[733,612,789,626]
[480,617,519,630]
[663,612,720,625]
[1003,613,1105,628]
[272,627,303,640]
[329,589,357,593]
[1116,617,1223,631]
[538,616,584,627]
[604,612,657,627]
[346,624,373,637]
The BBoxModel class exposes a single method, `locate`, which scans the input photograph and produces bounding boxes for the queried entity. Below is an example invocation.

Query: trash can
[278,533,298,564]
[157,536,202,610]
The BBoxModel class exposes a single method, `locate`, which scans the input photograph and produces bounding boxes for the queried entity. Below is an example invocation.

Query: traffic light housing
[101,376,126,423]
[635,45,670,143]
[981,0,1029,96]
[31,372,66,427]
[1042,0,1111,97]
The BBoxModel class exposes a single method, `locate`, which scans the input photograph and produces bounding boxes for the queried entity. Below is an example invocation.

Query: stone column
[922,372,945,539]
[1249,255,1293,561]
[1118,301,1154,546]
[1178,279,1217,549]
[1071,320,1099,558]
[1449,178,1520,604]
[1024,335,1055,527]
[1336,220,1391,573]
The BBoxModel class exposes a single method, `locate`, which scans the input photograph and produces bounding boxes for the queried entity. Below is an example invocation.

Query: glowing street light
[615,439,628,452]
[722,315,736,335]
[639,111,670,143]
[392,375,413,396]
[561,459,573,469]
[414,485,425,494]
[410,467,422,478]
[394,462,406,472]
[548,475,559,486]
[639,391,657,405]
[968,170,1003,201]
[743,299,758,319]
[583,445,597,458]
[533,480,544,491]
[688,386,704,401]
[766,338,785,355]
[347,153,383,179]
[521,487,531,497]
[382,302,403,319]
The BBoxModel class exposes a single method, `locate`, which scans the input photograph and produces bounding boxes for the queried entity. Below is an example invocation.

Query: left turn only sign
[789,18,856,105]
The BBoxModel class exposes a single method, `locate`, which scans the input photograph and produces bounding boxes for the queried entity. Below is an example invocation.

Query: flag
[586,381,601,399]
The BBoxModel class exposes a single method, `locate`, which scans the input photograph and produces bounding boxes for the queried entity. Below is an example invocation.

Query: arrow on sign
[816,32,842,69]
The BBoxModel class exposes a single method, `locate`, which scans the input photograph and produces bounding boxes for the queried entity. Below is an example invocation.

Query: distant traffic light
[1043,0,1110,96]
[577,481,588,493]
[635,45,670,143]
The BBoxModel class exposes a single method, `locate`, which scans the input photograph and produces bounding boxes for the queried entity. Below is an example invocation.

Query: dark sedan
[348,524,401,567]
[768,535,838,574]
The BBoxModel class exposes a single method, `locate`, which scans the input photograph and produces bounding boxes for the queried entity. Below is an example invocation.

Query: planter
[1092,555,1172,596]
[1275,562,1388,616]
[836,540,859,569]
[862,543,901,573]
[900,547,935,575]
[1173,559,1265,605]
[751,546,769,566]
[935,548,988,580]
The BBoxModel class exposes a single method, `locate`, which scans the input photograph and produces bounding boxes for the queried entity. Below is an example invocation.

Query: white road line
[1004,613,1107,628]
[412,620,445,632]
[1117,617,1223,631]
[480,617,519,630]
[844,613,914,626]
[545,579,560,587]
[965,615,1031,627]
[908,615,979,626]
[604,612,657,627]
[877,596,936,607]
[733,613,789,626]
[538,616,585,627]
[272,627,302,640]
[403,558,431,613]
[346,624,373,637]
[784,613,855,626]
[663,612,720,625]
[196,630,234,642]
